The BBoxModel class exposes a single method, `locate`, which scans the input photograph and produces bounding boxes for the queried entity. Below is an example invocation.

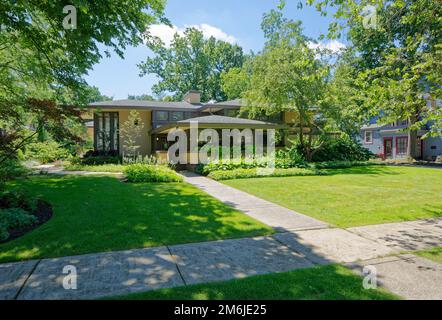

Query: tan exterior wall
[117,109,152,156]
[283,111,297,125]
[92,109,152,156]
[87,127,94,140]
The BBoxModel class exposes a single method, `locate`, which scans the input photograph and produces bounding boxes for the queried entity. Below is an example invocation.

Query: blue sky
[85,0,339,100]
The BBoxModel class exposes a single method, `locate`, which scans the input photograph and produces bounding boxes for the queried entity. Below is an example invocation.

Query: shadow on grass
[109,264,399,300]
[0,175,272,263]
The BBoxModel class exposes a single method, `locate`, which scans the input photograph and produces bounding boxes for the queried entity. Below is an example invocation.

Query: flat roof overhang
[151,122,286,135]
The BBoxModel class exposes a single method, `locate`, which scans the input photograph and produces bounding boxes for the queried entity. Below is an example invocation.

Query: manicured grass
[64,164,126,172]
[110,265,399,300]
[223,166,442,228]
[416,247,442,264]
[0,175,272,263]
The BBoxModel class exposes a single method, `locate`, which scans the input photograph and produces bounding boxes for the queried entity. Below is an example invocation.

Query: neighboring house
[86,90,294,160]
[359,111,442,161]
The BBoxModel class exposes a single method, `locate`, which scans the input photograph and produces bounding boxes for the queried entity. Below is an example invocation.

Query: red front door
[384,138,393,158]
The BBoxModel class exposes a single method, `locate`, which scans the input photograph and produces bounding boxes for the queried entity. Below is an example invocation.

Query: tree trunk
[407,114,419,160]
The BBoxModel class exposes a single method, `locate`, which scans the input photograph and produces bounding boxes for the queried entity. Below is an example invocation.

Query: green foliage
[0,158,29,185]
[64,164,126,173]
[124,164,183,183]
[0,208,37,242]
[196,153,307,175]
[24,141,70,163]
[1,1,166,161]
[308,0,442,149]
[140,27,244,101]
[0,189,38,212]
[311,137,374,162]
[220,56,255,100]
[80,156,121,165]
[243,9,331,162]
[208,167,325,181]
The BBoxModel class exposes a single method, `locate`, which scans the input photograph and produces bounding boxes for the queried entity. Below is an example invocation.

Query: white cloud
[308,40,346,53]
[147,23,238,47]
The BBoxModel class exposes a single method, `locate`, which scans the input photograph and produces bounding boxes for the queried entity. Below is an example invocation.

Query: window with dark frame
[94,112,119,152]
[156,111,168,121]
[171,111,184,121]
[396,137,408,155]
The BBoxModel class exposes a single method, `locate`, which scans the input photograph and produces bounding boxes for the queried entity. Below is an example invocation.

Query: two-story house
[86,90,291,159]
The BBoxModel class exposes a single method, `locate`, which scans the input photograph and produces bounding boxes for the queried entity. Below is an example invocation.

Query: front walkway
[1,172,441,300]
[181,172,329,232]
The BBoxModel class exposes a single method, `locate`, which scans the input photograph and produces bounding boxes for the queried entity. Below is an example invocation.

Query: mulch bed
[0,200,53,244]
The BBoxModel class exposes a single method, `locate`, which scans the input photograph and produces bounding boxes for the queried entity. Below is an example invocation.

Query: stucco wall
[117,110,152,156]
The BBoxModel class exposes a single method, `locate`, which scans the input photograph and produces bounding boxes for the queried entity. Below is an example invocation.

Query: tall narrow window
[94,112,119,152]
[396,137,408,156]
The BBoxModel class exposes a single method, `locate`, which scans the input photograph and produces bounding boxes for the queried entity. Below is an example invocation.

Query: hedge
[124,164,183,183]
[208,167,326,181]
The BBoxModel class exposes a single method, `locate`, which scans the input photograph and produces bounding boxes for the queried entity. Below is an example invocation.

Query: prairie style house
[86,90,290,159]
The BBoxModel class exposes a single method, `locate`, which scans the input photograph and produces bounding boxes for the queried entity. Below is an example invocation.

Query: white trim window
[364,130,373,144]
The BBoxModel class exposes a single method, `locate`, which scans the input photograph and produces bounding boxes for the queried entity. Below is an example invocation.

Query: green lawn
[0,175,272,263]
[110,265,399,300]
[416,247,442,264]
[223,166,442,228]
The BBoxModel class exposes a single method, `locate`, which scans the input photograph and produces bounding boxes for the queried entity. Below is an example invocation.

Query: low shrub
[0,208,37,241]
[80,150,121,165]
[196,153,307,176]
[0,189,38,211]
[311,137,374,162]
[24,141,70,163]
[124,164,183,183]
[0,158,29,185]
[208,167,326,181]
[64,164,126,173]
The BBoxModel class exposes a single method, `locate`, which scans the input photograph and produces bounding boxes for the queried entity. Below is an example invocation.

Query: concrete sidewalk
[1,217,441,300]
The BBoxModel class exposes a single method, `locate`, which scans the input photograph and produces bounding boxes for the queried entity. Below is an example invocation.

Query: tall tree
[244,9,330,161]
[139,27,244,102]
[0,0,166,162]
[308,0,442,158]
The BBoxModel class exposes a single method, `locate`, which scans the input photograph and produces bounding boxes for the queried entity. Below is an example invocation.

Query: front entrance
[384,138,393,159]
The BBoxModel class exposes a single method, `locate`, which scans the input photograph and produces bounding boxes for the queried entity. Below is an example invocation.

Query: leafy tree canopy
[306,0,441,143]
[139,27,244,102]
[0,0,166,162]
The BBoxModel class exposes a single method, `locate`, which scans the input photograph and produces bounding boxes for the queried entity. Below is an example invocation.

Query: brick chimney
[183,90,201,104]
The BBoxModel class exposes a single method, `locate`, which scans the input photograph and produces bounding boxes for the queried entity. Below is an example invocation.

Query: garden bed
[0,200,53,244]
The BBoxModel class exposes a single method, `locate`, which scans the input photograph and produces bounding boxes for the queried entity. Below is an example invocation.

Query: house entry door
[384,138,393,158]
